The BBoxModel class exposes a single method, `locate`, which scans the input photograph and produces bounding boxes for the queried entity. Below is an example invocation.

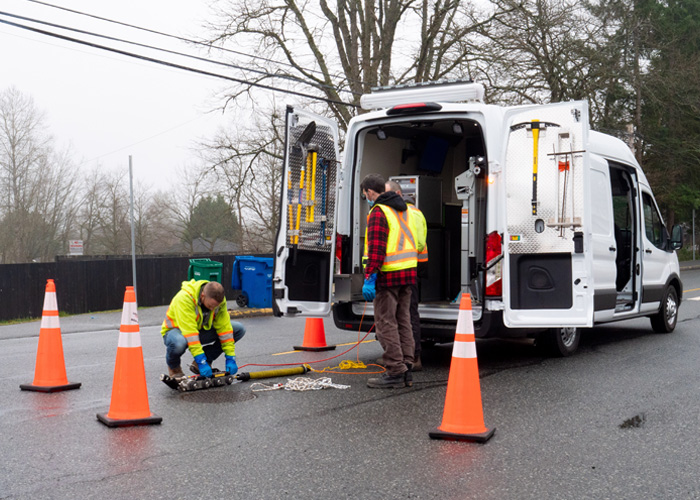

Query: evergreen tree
[639,0,700,225]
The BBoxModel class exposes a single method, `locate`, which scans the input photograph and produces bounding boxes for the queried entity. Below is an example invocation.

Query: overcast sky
[0,0,242,189]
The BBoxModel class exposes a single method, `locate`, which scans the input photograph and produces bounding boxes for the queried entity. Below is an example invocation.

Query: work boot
[412,356,423,372]
[367,373,406,389]
[404,369,413,388]
[189,360,199,375]
[168,366,186,380]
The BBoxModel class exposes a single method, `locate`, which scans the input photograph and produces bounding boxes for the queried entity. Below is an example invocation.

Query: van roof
[588,130,639,167]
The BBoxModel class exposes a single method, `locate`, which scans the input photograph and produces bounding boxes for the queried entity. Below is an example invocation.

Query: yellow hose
[236,365,310,381]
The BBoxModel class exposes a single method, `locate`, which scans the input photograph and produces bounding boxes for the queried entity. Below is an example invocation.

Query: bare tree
[168,164,215,254]
[132,186,180,254]
[34,147,81,257]
[205,0,509,129]
[76,167,103,255]
[90,170,131,255]
[472,0,600,105]
[0,87,80,263]
[198,112,284,252]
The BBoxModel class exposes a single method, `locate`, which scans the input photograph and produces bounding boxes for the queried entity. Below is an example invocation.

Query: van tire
[537,327,580,357]
[650,286,678,334]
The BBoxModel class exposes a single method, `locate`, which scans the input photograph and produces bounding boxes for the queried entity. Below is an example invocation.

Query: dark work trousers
[374,285,415,376]
[163,321,246,369]
[198,323,246,364]
[409,283,421,360]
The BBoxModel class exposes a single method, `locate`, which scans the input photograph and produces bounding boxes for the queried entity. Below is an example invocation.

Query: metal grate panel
[286,119,337,252]
[505,107,585,254]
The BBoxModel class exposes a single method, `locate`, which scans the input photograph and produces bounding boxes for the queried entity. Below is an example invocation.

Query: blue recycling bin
[232,256,274,308]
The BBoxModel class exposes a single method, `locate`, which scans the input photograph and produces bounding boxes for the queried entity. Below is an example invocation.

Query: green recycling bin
[187,258,223,283]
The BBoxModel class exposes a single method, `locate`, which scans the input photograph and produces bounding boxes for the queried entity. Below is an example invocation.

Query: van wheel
[537,327,580,357]
[650,286,678,333]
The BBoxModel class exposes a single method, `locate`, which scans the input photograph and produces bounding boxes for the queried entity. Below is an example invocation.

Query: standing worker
[161,280,245,379]
[385,179,428,371]
[361,173,418,388]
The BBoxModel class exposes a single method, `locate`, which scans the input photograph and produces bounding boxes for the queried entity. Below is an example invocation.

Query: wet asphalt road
[3,269,700,499]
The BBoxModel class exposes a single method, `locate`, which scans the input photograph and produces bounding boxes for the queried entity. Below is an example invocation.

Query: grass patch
[0,316,40,326]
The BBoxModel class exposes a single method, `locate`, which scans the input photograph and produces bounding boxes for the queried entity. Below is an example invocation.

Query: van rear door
[272,107,340,317]
[502,101,594,328]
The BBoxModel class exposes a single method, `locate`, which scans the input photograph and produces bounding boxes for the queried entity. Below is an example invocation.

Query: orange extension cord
[237,305,387,376]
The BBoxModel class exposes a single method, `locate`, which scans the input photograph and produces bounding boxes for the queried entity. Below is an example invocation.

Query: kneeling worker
[161,279,245,379]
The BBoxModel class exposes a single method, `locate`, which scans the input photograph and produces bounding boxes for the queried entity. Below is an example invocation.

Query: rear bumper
[332,301,506,343]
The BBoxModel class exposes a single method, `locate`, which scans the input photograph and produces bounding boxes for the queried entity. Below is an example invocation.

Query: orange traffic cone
[97,286,161,427]
[429,293,495,443]
[20,279,81,393]
[293,317,336,352]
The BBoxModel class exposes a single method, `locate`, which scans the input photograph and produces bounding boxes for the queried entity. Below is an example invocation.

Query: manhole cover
[179,390,256,404]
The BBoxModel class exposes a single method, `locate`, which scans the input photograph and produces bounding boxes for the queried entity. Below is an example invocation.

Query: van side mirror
[670,224,684,250]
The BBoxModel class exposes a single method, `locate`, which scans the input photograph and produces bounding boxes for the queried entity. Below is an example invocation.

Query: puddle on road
[619,413,646,429]
[179,391,256,404]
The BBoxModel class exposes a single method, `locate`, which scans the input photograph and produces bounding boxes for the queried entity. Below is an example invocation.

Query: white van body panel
[500,101,593,328]
[589,154,619,322]
[273,85,682,347]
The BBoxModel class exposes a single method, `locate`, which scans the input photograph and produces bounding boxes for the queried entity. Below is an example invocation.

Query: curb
[228,308,273,318]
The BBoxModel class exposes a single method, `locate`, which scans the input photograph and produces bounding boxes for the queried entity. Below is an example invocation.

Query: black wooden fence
[0,254,271,322]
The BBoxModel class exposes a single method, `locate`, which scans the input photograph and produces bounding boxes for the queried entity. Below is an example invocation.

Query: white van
[272,82,684,356]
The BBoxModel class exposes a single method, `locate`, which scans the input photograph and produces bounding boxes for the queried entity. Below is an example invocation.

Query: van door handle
[645,249,652,254]
[609,246,616,252]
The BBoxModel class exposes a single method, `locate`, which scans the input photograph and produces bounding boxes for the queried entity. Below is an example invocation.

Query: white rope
[250,382,284,392]
[250,376,350,392]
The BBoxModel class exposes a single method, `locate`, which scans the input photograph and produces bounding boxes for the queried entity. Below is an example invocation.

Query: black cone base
[20,382,82,393]
[97,412,162,428]
[429,427,495,443]
[293,344,336,352]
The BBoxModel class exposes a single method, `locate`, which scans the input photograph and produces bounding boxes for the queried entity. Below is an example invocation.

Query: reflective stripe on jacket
[407,204,428,263]
[161,279,235,358]
[363,204,418,272]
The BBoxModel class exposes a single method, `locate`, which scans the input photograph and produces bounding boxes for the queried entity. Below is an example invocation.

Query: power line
[0,16,358,108]
[25,0,353,86]
[0,9,354,96]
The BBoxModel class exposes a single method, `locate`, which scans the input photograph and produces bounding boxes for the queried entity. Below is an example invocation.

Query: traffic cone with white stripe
[20,279,81,392]
[97,286,161,427]
[429,293,495,443]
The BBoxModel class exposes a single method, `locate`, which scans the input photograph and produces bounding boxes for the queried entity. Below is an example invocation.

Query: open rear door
[272,106,340,317]
[502,101,593,328]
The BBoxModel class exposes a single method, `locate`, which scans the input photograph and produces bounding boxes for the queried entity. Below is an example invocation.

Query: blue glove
[362,273,378,301]
[225,355,238,375]
[194,353,213,378]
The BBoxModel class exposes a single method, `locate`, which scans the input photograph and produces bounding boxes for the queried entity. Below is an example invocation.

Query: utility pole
[129,155,137,301]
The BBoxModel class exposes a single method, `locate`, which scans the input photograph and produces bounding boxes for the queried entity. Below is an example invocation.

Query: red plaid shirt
[364,204,417,288]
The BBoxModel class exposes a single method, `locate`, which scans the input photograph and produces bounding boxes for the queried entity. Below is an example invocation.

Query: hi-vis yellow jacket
[407,203,428,263]
[363,204,418,272]
[161,280,235,358]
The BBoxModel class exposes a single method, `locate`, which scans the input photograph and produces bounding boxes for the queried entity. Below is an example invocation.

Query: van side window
[642,192,664,249]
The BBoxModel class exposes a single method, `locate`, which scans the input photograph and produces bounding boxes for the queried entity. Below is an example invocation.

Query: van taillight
[485,231,502,296]
[335,233,342,274]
